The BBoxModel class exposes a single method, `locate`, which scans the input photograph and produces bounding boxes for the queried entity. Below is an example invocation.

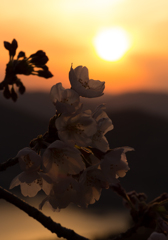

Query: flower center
[51,149,65,166]
[78,79,90,89]
[23,154,34,169]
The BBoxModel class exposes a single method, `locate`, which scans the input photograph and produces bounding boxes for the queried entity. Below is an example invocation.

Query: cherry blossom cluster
[10,65,133,211]
[0,39,53,101]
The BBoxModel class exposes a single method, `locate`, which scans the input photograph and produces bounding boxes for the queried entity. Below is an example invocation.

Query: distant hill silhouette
[1,91,168,209]
[1,91,168,119]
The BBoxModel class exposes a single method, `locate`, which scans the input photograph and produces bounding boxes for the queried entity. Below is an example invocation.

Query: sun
[94,27,130,61]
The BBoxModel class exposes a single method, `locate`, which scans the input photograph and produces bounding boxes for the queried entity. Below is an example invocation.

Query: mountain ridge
[1,91,168,120]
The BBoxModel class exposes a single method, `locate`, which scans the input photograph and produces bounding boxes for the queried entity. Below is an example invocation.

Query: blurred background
[0,0,168,239]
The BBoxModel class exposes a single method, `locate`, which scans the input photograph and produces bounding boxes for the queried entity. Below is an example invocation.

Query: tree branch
[0,186,89,240]
[111,223,141,240]
[0,157,18,171]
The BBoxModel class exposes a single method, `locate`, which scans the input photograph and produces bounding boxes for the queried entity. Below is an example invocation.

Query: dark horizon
[1,90,168,120]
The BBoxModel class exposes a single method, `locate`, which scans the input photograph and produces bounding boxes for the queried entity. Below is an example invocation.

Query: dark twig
[111,222,142,240]
[0,186,89,240]
[0,157,18,171]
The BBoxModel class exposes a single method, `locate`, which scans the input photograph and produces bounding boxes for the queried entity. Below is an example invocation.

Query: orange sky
[1,0,168,94]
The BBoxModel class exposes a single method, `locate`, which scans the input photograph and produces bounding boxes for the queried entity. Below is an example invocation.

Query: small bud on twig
[37,69,53,78]
[11,86,18,102]
[3,85,11,99]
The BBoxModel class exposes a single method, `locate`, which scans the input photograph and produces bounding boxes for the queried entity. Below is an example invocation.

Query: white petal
[9,175,21,189]
[101,147,134,184]
[18,171,40,183]
[92,135,109,152]
[88,79,105,92]
[74,66,89,82]
[20,181,41,197]
[92,104,106,120]
[50,82,64,103]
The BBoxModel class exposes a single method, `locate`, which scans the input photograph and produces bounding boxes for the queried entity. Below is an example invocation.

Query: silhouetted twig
[0,157,18,171]
[0,186,89,240]
[111,223,141,240]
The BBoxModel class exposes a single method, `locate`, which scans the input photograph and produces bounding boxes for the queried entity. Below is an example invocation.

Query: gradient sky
[1,0,168,94]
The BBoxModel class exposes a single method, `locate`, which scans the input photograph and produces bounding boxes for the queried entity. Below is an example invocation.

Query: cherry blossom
[9,148,45,197]
[75,165,108,208]
[91,104,113,152]
[100,147,134,184]
[40,164,108,210]
[55,110,97,147]
[39,174,80,211]
[69,66,105,98]
[50,82,82,113]
[10,172,42,197]
[16,147,41,172]
[42,140,85,175]
[7,64,134,213]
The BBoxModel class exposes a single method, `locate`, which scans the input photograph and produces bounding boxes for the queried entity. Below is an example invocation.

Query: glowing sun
[94,27,130,61]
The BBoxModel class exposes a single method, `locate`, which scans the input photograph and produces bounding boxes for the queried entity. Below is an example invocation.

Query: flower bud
[4,41,11,51]
[4,39,18,58]
[11,87,18,102]
[10,39,18,57]
[0,81,5,90]
[41,65,48,71]
[29,50,49,66]
[19,83,26,94]
[37,70,53,79]
[3,85,11,99]
[17,51,25,59]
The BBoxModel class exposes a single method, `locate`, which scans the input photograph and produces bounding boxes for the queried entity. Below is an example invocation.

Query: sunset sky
[1,0,168,94]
